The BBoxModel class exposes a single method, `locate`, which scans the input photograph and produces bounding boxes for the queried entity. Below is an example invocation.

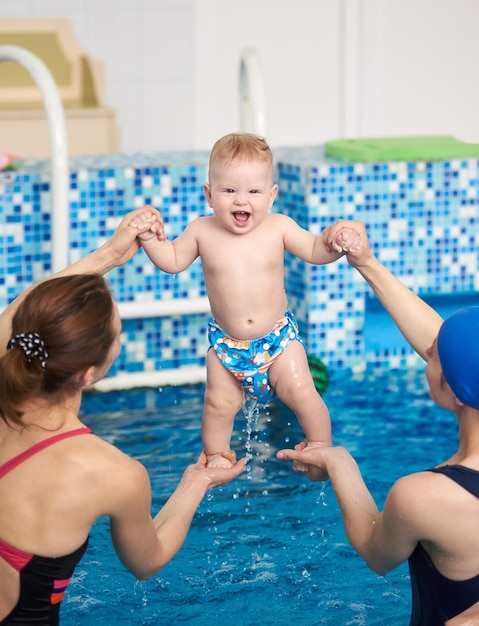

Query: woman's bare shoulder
[77,434,150,506]
[78,433,147,478]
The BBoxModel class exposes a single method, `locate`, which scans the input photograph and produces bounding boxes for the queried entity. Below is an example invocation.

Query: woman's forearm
[325,448,380,557]
[151,473,210,568]
[0,211,141,353]
[151,451,246,571]
[277,445,379,561]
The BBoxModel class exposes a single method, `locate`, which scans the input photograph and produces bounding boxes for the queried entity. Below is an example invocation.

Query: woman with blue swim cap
[278,220,479,626]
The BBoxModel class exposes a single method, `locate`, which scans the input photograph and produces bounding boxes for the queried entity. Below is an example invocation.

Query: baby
[129,133,362,468]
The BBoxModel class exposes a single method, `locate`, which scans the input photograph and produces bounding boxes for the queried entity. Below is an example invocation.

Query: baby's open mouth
[233,211,250,225]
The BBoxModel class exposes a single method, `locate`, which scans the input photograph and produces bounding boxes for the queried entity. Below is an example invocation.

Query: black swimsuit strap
[428,464,479,498]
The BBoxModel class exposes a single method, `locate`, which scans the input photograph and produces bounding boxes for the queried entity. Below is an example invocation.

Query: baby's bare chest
[200,235,284,277]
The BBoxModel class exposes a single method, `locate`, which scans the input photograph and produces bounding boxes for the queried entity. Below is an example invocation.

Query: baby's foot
[206,453,234,469]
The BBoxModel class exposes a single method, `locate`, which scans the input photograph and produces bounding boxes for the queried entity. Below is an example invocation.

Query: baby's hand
[129,209,165,242]
[322,220,372,268]
[332,227,362,254]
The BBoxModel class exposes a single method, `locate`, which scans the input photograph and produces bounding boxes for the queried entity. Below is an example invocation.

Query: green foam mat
[324,135,479,162]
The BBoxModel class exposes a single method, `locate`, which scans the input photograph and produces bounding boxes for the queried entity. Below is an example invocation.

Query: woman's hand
[322,220,373,269]
[101,206,165,267]
[184,450,247,490]
[277,441,332,482]
[128,207,166,242]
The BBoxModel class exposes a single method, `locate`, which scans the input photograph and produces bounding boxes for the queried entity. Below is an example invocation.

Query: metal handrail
[0,45,69,272]
[239,48,267,137]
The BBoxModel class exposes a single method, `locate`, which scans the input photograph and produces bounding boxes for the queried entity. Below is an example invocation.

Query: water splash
[133,580,148,608]
[317,485,328,507]
[241,389,260,467]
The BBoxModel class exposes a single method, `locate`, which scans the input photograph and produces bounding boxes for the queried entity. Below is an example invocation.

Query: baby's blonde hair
[209,133,273,170]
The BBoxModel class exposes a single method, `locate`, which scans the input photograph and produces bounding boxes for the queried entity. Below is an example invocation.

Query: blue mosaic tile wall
[275,147,479,371]
[0,146,478,381]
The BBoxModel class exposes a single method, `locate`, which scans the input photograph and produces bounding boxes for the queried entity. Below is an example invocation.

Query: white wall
[1,0,478,154]
[191,0,341,150]
[359,0,479,143]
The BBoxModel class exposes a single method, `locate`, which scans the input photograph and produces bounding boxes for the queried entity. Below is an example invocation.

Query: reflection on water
[64,367,455,625]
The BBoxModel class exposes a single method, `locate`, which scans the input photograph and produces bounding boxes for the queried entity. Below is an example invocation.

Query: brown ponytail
[0,274,115,425]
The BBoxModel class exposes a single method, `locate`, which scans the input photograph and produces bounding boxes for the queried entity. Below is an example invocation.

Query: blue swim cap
[437,306,479,410]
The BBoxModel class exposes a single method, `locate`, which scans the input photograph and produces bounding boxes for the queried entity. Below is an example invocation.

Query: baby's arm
[129,207,199,273]
[283,215,362,265]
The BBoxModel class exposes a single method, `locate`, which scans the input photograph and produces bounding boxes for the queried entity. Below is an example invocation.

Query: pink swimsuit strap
[0,427,93,479]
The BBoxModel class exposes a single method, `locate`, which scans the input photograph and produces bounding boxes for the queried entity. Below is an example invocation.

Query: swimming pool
[64,366,455,625]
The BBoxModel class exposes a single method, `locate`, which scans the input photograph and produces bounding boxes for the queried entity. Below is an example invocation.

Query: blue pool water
[64,366,456,625]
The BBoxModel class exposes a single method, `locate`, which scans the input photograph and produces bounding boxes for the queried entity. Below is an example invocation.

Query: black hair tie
[7,332,48,369]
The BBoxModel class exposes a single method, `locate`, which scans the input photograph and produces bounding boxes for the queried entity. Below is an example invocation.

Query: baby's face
[204,158,278,234]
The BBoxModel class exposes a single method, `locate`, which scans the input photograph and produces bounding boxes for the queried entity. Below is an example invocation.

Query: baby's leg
[203,349,243,468]
[269,341,331,477]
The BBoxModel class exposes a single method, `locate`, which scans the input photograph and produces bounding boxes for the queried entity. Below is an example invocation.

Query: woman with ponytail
[0,209,245,626]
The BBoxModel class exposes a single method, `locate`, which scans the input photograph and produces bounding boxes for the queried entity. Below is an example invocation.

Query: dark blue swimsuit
[408,464,479,626]
[0,428,92,625]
